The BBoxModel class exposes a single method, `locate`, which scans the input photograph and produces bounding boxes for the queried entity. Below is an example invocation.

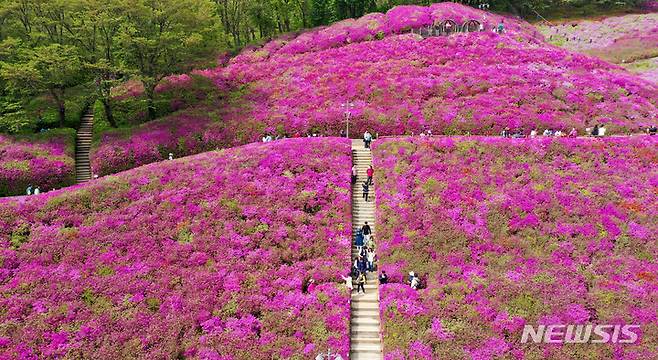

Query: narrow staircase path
[75,111,93,183]
[350,139,382,360]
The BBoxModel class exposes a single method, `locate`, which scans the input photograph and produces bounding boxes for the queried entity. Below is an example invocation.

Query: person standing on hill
[355,229,364,253]
[379,271,388,284]
[363,131,373,149]
[366,165,374,185]
[530,129,537,138]
[367,248,376,272]
[356,271,366,294]
[357,256,368,274]
[362,222,372,239]
[411,274,420,290]
[341,273,353,293]
[598,124,606,137]
[591,125,600,137]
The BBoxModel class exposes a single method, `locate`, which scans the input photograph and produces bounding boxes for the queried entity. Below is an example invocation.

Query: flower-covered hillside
[539,13,658,83]
[0,130,76,197]
[372,137,657,359]
[0,138,352,359]
[224,30,656,136]
[90,2,657,177]
[237,2,544,59]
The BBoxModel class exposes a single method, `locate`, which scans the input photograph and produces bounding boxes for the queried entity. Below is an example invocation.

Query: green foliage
[10,223,30,250]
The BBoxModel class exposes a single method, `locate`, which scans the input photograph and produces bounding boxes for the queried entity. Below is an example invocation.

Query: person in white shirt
[34,187,40,195]
[530,129,537,138]
[411,275,420,290]
[363,131,373,149]
[598,126,606,136]
[341,273,353,293]
[366,249,376,272]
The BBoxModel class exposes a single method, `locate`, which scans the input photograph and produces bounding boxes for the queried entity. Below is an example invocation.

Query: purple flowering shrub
[0,130,75,196]
[372,137,657,359]
[0,137,352,359]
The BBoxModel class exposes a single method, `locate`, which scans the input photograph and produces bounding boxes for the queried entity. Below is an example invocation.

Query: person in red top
[366,166,374,185]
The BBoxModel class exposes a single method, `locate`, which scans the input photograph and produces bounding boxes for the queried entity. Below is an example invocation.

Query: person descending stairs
[350,139,382,359]
[75,110,94,183]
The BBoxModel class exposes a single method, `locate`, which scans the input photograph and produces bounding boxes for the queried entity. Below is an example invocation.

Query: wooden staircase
[75,111,93,183]
[350,139,383,360]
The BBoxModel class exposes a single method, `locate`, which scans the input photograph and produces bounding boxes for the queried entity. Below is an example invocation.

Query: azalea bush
[0,130,75,197]
[0,137,352,359]
[372,136,657,359]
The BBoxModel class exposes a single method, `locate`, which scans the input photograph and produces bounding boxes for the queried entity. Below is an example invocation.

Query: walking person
[363,130,373,149]
[367,248,376,272]
[357,256,368,274]
[34,187,40,195]
[355,229,364,253]
[366,165,374,185]
[351,165,357,185]
[356,271,366,294]
[26,185,32,196]
[362,182,370,202]
[361,222,372,241]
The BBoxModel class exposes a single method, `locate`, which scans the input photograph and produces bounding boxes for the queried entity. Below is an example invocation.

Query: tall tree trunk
[50,89,66,128]
[144,83,157,121]
[102,98,117,127]
[58,102,65,128]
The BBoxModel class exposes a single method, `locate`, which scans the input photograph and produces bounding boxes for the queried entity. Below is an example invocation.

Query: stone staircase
[75,111,93,183]
[350,139,382,360]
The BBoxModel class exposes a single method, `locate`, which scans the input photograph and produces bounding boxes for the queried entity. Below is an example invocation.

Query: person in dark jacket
[379,271,388,284]
[361,222,372,237]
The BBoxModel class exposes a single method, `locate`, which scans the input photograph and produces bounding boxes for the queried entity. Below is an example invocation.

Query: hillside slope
[539,13,658,83]
[0,138,352,359]
[91,3,657,177]
[373,136,657,359]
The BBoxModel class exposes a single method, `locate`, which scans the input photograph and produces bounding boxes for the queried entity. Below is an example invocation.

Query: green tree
[116,0,217,120]
[0,44,83,127]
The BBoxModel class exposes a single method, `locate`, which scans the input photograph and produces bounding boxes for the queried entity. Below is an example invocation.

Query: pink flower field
[539,13,658,83]
[0,138,352,359]
[372,136,657,359]
[89,3,657,178]
[0,131,76,197]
